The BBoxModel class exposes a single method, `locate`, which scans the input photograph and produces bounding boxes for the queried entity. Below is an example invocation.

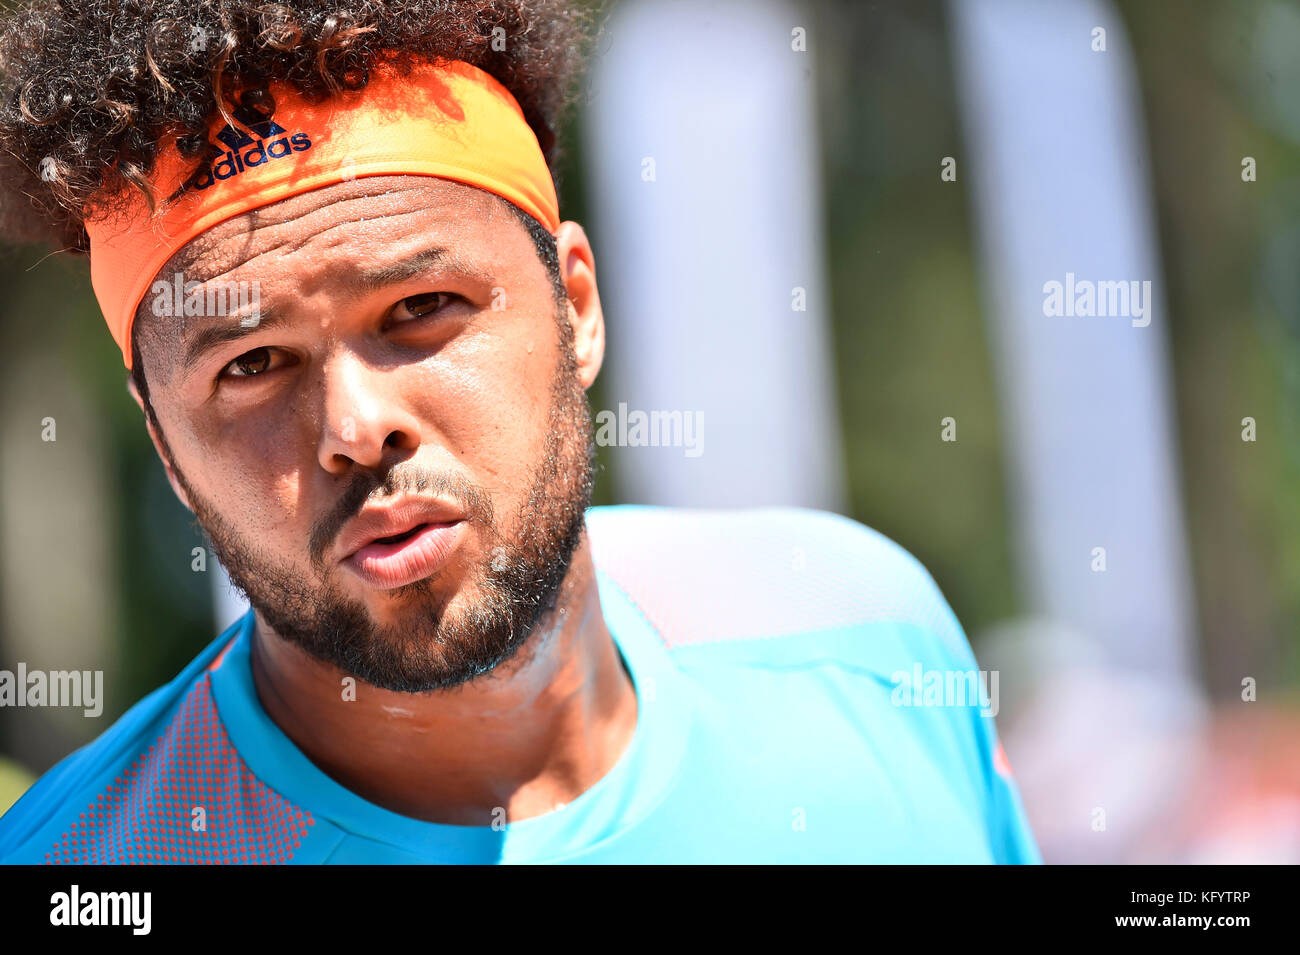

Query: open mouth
[370,523,428,546]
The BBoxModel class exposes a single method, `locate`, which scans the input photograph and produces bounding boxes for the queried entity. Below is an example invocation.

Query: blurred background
[1,0,1298,862]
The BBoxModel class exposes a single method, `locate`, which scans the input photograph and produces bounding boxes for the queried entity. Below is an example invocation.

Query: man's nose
[315,349,423,475]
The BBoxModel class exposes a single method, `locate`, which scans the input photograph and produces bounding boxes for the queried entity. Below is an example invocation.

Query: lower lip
[343,521,466,590]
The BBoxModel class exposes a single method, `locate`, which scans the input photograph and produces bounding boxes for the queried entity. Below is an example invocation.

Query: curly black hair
[0,0,599,439]
[0,0,600,253]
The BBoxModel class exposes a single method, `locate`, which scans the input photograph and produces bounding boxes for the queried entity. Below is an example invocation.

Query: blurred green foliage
[816,1,1018,635]
[1119,0,1300,692]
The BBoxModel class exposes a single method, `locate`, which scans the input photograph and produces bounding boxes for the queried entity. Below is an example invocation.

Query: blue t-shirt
[0,506,1041,863]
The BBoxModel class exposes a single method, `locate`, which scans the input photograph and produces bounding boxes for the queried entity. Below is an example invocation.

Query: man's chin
[299,589,543,694]
[345,573,475,632]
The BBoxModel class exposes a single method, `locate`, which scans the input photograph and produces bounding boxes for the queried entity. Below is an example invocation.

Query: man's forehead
[161,175,509,285]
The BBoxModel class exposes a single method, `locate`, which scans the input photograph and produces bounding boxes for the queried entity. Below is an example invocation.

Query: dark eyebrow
[348,245,493,293]
[181,303,286,372]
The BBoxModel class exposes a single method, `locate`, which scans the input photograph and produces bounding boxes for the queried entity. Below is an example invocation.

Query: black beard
[170,333,596,693]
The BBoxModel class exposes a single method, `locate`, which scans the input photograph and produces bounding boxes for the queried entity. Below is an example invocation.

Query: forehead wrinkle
[177,192,489,293]
[162,175,505,286]
[206,175,494,247]
[236,181,434,231]
[275,204,452,263]
[185,179,444,257]
[170,201,425,284]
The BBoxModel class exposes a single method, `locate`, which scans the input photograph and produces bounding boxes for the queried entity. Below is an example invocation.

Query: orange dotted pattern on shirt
[45,672,314,864]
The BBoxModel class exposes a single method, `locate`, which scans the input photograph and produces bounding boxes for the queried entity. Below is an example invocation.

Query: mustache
[308,465,495,569]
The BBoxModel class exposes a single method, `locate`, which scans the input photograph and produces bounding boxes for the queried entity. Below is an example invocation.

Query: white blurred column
[949,0,1198,680]
[585,0,845,509]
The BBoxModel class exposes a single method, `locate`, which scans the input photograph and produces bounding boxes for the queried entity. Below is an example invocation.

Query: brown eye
[223,347,275,378]
[392,292,451,323]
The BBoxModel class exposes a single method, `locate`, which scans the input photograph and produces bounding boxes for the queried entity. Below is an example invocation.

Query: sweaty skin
[127,175,638,825]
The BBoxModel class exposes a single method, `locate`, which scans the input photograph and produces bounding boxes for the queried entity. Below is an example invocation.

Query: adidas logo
[191,108,313,190]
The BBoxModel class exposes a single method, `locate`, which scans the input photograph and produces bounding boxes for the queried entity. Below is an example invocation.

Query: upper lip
[334,495,466,562]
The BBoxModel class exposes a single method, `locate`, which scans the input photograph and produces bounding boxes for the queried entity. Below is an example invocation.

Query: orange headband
[85,58,560,370]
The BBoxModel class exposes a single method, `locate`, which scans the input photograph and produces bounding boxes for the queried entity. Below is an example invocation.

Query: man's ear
[126,374,194,514]
[553,221,605,390]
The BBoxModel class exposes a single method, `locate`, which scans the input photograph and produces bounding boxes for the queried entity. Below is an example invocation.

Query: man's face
[134,176,599,692]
